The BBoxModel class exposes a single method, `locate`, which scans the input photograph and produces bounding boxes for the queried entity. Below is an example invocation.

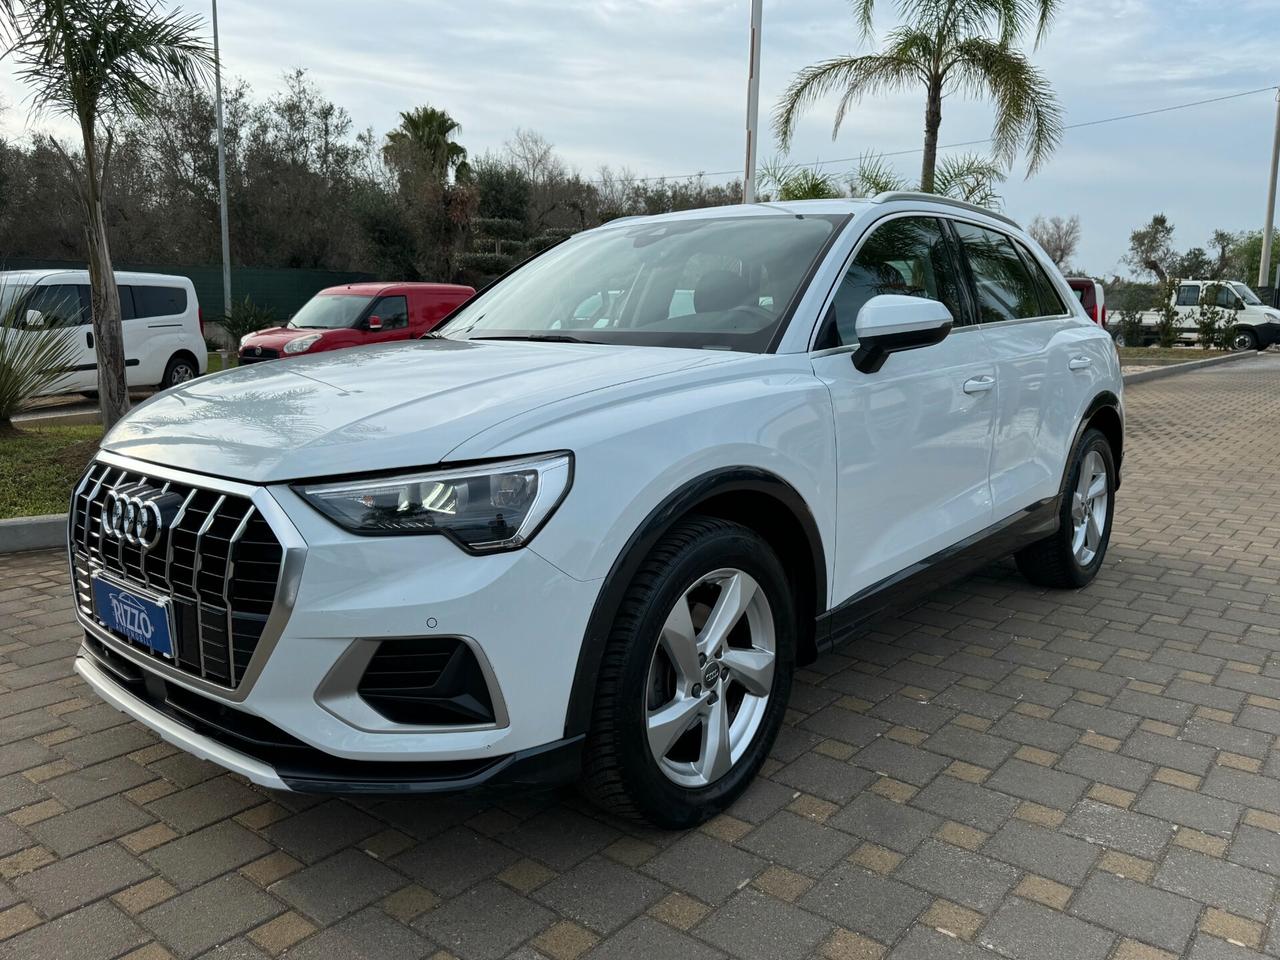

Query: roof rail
[870,191,1021,229]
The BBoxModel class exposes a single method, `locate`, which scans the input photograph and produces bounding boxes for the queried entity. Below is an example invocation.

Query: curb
[14,409,101,427]
[1123,349,1261,385]
[0,514,66,554]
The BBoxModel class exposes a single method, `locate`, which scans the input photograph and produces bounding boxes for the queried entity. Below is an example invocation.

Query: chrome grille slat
[191,494,226,682]
[223,505,255,687]
[69,462,284,691]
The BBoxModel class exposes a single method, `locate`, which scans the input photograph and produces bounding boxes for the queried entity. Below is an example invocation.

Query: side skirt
[817,497,1059,653]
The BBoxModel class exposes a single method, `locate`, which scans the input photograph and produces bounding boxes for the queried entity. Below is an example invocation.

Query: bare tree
[1028,214,1080,267]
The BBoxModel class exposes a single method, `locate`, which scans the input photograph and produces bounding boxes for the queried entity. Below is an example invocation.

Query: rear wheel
[582,516,795,828]
[161,354,198,388]
[1016,428,1115,589]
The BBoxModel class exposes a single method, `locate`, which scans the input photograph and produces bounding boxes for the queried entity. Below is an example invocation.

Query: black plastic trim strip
[819,496,1060,651]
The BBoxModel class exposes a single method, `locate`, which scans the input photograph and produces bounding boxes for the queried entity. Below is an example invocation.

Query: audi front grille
[70,461,285,689]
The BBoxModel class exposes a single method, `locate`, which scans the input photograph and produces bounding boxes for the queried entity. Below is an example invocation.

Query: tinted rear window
[129,285,187,318]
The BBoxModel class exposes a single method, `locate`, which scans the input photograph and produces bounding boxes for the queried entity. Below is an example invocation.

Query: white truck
[1116,279,1280,350]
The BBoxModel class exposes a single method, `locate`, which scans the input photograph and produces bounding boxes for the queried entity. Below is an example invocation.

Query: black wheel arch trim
[562,466,827,739]
[1070,391,1123,492]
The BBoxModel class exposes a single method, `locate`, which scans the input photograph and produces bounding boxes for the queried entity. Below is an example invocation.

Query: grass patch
[0,424,103,519]
[1117,346,1230,366]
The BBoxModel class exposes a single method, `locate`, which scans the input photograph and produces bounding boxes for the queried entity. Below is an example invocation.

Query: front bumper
[75,651,584,793]
[71,452,602,791]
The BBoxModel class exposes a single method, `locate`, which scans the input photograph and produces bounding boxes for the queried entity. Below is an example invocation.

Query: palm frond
[847,151,909,197]
[947,37,1061,175]
[773,50,923,150]
[932,152,1006,207]
[1,0,214,124]
[758,157,844,201]
[0,281,84,422]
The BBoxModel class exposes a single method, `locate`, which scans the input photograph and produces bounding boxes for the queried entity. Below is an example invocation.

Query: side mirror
[366,315,383,331]
[24,309,46,329]
[852,295,953,374]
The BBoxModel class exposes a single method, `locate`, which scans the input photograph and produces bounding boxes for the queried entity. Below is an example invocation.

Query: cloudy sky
[2,0,1277,277]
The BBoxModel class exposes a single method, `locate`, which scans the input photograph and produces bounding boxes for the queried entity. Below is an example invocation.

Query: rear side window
[129,285,187,319]
[1016,242,1068,316]
[1175,285,1199,307]
[953,223,1044,324]
[820,216,966,348]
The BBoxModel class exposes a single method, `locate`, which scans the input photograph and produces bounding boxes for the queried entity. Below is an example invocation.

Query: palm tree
[774,0,1062,194]
[384,106,470,183]
[0,0,212,428]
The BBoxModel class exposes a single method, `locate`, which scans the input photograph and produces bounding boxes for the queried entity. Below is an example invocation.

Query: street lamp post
[212,0,232,329]
[1259,88,1280,291]
[743,0,763,204]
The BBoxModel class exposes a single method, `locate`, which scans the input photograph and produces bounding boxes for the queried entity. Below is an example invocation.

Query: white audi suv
[69,193,1123,827]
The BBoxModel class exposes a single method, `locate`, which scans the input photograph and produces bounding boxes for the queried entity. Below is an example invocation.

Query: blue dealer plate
[92,575,174,658]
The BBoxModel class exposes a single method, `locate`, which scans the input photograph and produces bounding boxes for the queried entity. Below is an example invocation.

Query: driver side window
[370,295,408,329]
[819,217,965,349]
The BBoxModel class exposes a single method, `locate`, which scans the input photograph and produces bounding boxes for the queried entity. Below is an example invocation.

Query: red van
[238,282,475,363]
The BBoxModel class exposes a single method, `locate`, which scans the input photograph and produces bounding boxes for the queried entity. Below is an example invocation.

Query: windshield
[0,280,32,328]
[438,214,844,352]
[1231,283,1262,306]
[288,294,372,329]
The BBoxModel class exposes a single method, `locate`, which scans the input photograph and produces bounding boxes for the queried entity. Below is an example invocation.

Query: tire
[1234,328,1259,352]
[161,354,198,388]
[1015,428,1116,589]
[1111,331,1126,348]
[581,516,796,828]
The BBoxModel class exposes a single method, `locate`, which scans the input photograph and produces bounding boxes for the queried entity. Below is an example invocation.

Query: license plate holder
[91,574,175,659]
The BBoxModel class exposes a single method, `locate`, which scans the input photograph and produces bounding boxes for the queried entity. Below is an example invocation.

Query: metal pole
[743,0,763,204]
[1258,88,1280,288]
[212,0,232,323]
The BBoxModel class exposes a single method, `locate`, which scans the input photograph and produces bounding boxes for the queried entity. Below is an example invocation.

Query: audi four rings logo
[103,486,174,548]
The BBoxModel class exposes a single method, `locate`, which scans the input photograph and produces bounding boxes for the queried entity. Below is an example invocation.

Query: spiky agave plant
[0,277,83,433]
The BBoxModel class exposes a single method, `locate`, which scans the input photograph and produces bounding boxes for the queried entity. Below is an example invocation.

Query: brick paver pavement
[2,354,1279,960]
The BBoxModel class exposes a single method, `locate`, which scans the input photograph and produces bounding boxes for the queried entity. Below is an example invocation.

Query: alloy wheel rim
[171,365,194,384]
[644,568,776,788]
[1070,450,1109,566]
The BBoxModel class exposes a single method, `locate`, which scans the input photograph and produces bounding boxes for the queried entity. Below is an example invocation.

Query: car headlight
[1264,310,1280,322]
[294,452,573,552]
[239,334,253,348]
[284,334,322,354]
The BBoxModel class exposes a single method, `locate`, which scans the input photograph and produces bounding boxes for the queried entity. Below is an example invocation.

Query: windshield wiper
[470,334,597,344]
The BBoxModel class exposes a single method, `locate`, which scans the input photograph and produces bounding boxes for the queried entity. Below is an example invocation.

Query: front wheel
[582,516,795,828]
[1234,328,1259,352]
[1016,429,1116,589]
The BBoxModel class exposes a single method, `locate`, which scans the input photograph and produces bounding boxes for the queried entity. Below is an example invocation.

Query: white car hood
[103,339,733,483]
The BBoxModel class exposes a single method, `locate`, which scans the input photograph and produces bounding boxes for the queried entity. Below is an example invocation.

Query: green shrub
[218,296,276,349]
[456,251,515,276]
[1115,307,1144,347]
[1218,307,1239,352]
[1195,285,1222,351]
[1154,279,1180,349]
[471,217,527,242]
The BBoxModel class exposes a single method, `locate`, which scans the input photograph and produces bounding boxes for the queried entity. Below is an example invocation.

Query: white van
[0,269,207,397]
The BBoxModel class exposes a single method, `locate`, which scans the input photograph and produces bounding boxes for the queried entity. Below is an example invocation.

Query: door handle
[963,375,996,394]
[1068,356,1092,370]
[85,330,94,348]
